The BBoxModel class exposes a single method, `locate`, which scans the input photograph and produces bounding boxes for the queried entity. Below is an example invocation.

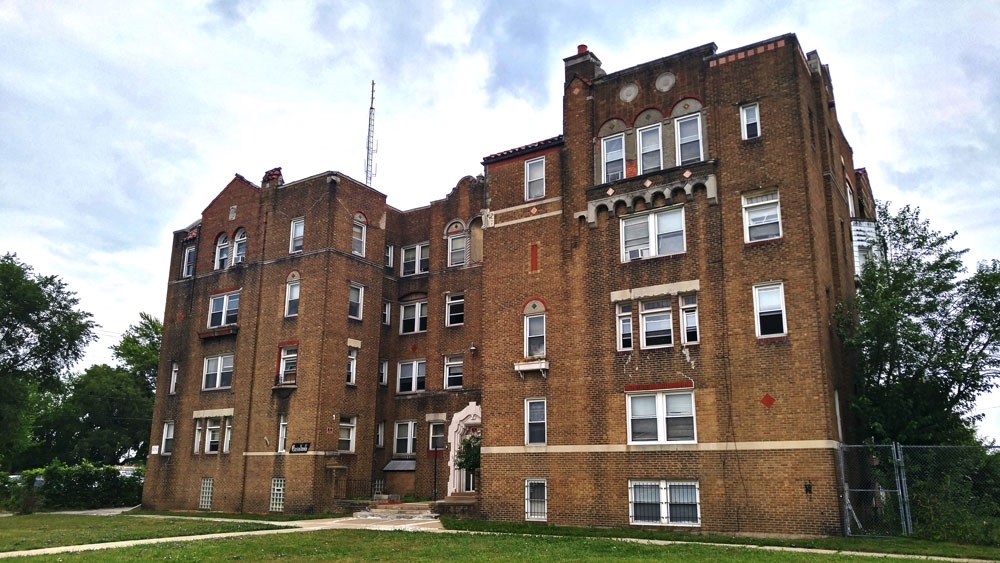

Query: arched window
[214,234,229,270]
[233,229,247,265]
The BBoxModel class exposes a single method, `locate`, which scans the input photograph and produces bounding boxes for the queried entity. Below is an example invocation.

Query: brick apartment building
[144,33,877,536]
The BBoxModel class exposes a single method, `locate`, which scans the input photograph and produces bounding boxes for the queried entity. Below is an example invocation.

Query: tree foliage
[455,432,481,473]
[0,254,95,469]
[111,312,162,394]
[839,203,1000,444]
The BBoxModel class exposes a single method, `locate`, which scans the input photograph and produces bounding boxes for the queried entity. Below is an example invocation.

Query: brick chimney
[564,44,605,85]
[262,167,283,189]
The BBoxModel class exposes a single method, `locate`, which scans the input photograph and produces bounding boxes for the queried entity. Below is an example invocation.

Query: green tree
[839,203,1000,444]
[111,312,161,394]
[455,432,480,473]
[0,254,95,470]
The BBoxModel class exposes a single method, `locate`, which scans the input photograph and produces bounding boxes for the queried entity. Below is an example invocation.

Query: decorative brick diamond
[606,188,615,196]
[760,393,776,409]
[410,344,418,353]
[530,207,537,215]
[683,170,692,178]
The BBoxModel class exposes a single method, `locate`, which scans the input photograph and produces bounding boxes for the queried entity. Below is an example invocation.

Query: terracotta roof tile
[482,135,564,164]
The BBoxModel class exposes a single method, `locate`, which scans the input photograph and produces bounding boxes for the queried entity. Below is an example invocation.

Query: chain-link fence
[840,444,1000,545]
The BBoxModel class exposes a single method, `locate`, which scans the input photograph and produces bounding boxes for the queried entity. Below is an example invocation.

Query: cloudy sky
[2,0,998,441]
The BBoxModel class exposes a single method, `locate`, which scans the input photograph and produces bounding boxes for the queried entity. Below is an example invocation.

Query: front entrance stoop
[354,501,438,520]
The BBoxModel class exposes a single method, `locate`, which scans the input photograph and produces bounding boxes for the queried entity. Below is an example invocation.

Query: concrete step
[354,501,438,520]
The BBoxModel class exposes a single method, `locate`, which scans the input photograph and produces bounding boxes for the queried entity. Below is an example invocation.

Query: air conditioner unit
[234,255,246,264]
[627,249,647,261]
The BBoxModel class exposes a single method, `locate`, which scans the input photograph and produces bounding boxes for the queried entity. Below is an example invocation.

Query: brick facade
[144,33,872,536]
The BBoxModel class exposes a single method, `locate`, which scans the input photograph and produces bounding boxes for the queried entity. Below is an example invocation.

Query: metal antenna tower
[364,80,377,186]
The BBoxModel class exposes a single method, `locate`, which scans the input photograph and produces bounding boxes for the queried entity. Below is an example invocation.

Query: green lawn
[7,529,904,562]
[0,514,285,552]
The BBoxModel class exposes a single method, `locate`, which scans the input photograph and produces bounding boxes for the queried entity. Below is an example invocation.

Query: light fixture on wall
[469,343,477,354]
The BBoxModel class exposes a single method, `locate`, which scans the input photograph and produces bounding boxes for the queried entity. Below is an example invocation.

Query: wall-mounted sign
[290,442,310,453]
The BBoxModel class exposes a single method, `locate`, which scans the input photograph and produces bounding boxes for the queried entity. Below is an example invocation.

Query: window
[395,421,416,455]
[339,416,356,452]
[161,421,174,454]
[199,477,213,510]
[270,477,285,512]
[617,303,633,351]
[203,354,233,390]
[204,418,221,453]
[741,103,760,140]
[526,479,547,520]
[351,221,366,256]
[346,348,357,385]
[400,301,428,334]
[397,360,426,393]
[448,234,467,267]
[445,355,463,388]
[169,362,178,394]
[640,299,672,348]
[603,134,625,182]
[446,294,464,326]
[279,346,297,384]
[232,229,247,265]
[525,157,545,200]
[224,417,232,453]
[277,414,288,453]
[193,420,202,453]
[429,422,445,450]
[754,283,786,337]
[675,114,703,165]
[627,391,695,443]
[743,191,781,242]
[525,314,545,358]
[378,359,388,385]
[182,247,196,278]
[209,292,239,327]
[382,302,390,325]
[214,234,229,270]
[348,284,363,320]
[847,182,856,217]
[680,295,699,344]
[401,243,429,276]
[638,124,662,174]
[385,244,394,267]
[198,417,232,454]
[285,281,300,317]
[289,218,304,253]
[525,398,546,445]
[621,207,685,261]
[376,421,385,447]
[629,481,700,526]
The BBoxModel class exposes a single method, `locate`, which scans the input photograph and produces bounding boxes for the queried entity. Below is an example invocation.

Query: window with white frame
[445,355,463,388]
[193,415,234,455]
[232,229,247,265]
[627,391,695,443]
[401,243,429,276]
[339,415,356,452]
[277,414,288,453]
[169,362,178,394]
[526,479,547,520]
[346,348,357,385]
[270,477,285,512]
[224,417,232,453]
[385,244,394,267]
[376,421,384,447]
[680,295,699,344]
[742,191,781,242]
[348,284,363,320]
[193,419,201,453]
[352,221,366,256]
[629,480,700,526]
[400,301,427,334]
[640,299,672,348]
[446,293,464,326]
[203,354,233,390]
[199,477,214,510]
[205,418,221,453]
[382,302,390,325]
[525,314,545,358]
[448,233,467,267]
[378,359,388,385]
[279,346,297,384]
[754,283,786,337]
[741,103,760,140]
[289,218,304,253]
[847,182,856,217]
[182,246,196,278]
[617,303,633,351]
[161,421,174,454]
[638,124,662,174]
[214,234,229,270]
[429,422,445,450]
[675,114,703,165]
[525,398,546,445]
[208,292,239,328]
[395,421,416,455]
[621,207,685,261]
[285,281,300,317]
[603,134,625,182]
[525,156,545,200]
[397,359,426,393]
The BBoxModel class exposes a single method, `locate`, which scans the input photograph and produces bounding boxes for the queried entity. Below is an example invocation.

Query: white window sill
[514,359,549,372]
